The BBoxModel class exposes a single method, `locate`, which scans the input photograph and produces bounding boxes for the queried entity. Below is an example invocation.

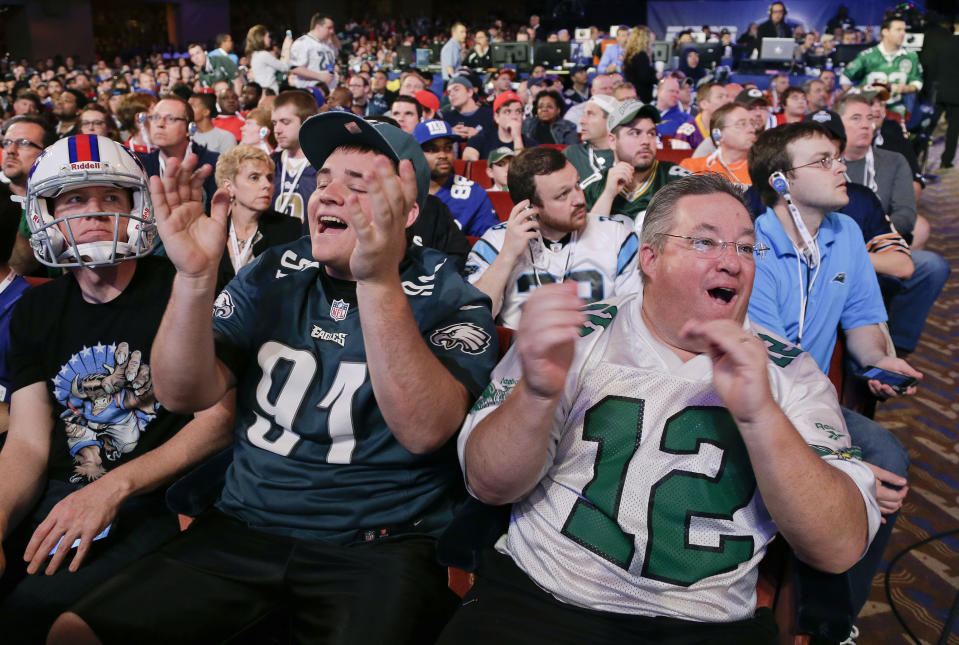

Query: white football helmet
[25,134,155,268]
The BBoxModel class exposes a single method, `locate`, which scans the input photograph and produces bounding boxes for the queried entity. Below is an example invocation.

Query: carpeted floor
[856,137,959,645]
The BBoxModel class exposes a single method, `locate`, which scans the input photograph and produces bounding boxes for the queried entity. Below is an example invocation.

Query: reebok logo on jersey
[311,325,348,347]
[213,291,235,319]
[402,259,446,296]
[470,378,518,412]
[430,323,491,355]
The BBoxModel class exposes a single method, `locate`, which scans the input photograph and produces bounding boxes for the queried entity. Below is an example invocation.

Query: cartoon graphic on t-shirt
[52,342,159,483]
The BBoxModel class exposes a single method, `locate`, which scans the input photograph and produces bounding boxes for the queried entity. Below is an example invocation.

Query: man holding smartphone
[465,146,640,328]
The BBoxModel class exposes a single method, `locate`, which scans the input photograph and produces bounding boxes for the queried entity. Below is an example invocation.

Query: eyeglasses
[783,154,845,173]
[147,114,188,124]
[1,138,43,151]
[661,234,769,260]
[724,119,752,130]
[80,119,107,128]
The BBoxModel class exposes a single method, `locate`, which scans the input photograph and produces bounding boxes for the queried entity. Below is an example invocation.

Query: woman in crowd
[522,89,577,145]
[679,47,706,82]
[246,24,292,94]
[239,107,275,154]
[115,90,157,153]
[213,145,301,289]
[78,103,119,140]
[622,25,656,103]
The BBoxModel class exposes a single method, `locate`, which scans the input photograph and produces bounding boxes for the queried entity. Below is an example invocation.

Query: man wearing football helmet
[49,113,497,643]
[0,134,233,642]
[442,174,880,644]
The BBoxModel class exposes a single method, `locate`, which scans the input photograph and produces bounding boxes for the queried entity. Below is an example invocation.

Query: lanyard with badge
[276,150,308,216]
[227,219,258,273]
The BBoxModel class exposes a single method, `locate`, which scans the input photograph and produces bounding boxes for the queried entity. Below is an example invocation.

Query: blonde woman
[213,144,301,287]
[622,25,656,102]
[246,24,292,93]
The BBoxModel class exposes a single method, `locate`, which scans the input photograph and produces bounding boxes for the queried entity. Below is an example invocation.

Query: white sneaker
[839,624,859,645]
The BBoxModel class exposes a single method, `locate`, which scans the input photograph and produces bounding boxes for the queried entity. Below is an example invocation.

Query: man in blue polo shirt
[747,121,922,642]
[415,119,499,237]
[655,75,692,137]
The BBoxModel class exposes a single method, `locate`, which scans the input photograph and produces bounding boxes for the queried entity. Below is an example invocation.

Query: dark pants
[0,482,179,644]
[72,510,459,645]
[437,549,778,645]
[941,103,959,166]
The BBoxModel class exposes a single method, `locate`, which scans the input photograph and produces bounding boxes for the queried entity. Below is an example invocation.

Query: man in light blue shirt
[598,26,629,74]
[747,121,922,642]
[441,22,468,81]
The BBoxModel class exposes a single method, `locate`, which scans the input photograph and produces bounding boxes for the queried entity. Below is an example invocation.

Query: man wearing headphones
[680,103,756,188]
[757,2,793,42]
[747,122,919,642]
[138,95,219,208]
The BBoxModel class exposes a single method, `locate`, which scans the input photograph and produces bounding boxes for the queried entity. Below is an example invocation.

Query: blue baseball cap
[413,119,463,145]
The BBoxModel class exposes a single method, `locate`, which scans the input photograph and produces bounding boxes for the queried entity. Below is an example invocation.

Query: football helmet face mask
[25,134,155,268]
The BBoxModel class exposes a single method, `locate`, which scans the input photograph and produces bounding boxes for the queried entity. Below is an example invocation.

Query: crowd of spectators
[0,5,954,643]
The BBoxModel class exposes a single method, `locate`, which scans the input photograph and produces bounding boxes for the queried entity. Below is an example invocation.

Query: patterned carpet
[856,136,959,645]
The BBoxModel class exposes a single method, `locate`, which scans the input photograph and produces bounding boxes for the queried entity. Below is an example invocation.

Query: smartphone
[49,523,112,556]
[856,365,917,394]
[523,205,538,221]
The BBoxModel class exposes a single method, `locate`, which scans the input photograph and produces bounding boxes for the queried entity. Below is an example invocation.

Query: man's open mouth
[318,216,348,233]
[707,287,736,304]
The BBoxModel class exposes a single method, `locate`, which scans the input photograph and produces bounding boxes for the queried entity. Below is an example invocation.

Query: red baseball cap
[493,90,522,113]
[413,90,440,113]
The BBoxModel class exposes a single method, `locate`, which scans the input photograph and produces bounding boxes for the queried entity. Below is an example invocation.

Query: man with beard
[212,87,244,142]
[53,89,85,139]
[582,100,691,222]
[239,83,262,113]
[465,146,640,328]
[416,120,498,238]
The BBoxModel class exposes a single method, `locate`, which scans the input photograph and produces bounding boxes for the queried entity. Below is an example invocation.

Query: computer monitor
[533,42,571,68]
[833,43,870,67]
[695,42,723,69]
[395,45,413,68]
[760,37,798,61]
[652,40,673,63]
[415,49,431,68]
[491,42,532,67]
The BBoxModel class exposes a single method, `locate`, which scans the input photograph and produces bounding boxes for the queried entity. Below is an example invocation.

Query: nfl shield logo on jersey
[330,299,350,321]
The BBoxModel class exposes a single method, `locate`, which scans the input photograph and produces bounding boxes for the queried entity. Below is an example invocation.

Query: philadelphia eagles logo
[213,290,235,319]
[430,323,491,355]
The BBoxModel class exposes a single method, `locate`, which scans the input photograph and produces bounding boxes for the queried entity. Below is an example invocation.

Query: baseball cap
[527,77,548,88]
[735,88,770,108]
[607,99,660,131]
[803,109,846,141]
[493,90,522,113]
[413,90,440,113]
[488,147,517,164]
[588,95,620,116]
[447,76,473,90]
[569,65,588,75]
[413,119,463,145]
[299,111,431,210]
[495,68,517,79]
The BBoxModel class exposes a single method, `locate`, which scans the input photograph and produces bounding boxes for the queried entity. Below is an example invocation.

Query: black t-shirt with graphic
[9,257,190,485]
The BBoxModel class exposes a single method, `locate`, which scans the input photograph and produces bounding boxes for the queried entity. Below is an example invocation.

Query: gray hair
[640,173,750,274]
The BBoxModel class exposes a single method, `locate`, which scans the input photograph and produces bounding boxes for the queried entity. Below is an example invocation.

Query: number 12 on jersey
[561,397,757,587]
[246,341,368,463]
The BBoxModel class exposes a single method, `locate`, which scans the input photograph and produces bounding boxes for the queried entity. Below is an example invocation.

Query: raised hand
[500,199,540,263]
[680,319,777,426]
[151,155,230,279]
[341,155,418,283]
[603,161,634,197]
[517,282,586,400]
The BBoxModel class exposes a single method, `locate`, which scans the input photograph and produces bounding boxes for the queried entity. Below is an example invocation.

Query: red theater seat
[486,191,515,223]
[466,160,493,189]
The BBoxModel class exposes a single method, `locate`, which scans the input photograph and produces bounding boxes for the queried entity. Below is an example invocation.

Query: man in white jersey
[440,174,881,644]
[464,146,640,329]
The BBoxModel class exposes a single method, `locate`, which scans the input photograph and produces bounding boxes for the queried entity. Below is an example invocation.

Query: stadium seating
[657,147,695,164]
[486,191,515,222]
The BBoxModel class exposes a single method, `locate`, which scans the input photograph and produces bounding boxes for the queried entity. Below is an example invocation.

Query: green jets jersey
[841,45,923,113]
